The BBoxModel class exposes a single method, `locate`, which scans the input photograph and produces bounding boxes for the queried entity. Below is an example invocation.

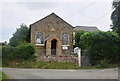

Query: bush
[80,31,119,65]
[75,30,86,47]
[2,46,14,59]
[15,44,35,60]
[2,43,35,61]
[95,59,109,68]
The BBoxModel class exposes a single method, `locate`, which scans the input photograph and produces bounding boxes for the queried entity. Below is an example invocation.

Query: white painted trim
[62,45,70,46]
[35,32,44,44]
[61,33,69,45]
[36,44,44,46]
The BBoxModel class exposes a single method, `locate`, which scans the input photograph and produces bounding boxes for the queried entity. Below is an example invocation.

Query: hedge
[78,31,119,65]
[2,43,35,60]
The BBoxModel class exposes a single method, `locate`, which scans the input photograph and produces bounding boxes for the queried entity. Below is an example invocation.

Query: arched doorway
[51,39,57,55]
[46,34,62,56]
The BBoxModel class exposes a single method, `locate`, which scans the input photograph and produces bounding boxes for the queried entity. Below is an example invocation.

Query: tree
[9,24,30,47]
[111,0,120,35]
[80,31,118,65]
[111,0,120,65]
[75,30,86,47]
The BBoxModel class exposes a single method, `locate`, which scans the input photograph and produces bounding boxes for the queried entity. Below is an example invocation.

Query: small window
[36,32,44,44]
[62,33,69,45]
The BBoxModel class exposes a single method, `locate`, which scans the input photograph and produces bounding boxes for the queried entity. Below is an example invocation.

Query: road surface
[2,68,118,79]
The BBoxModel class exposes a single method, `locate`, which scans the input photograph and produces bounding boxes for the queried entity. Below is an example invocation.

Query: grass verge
[0,72,8,80]
[2,60,119,69]
[2,60,79,69]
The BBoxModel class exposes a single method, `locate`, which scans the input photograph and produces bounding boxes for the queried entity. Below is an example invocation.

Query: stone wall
[35,46,45,55]
[36,55,78,63]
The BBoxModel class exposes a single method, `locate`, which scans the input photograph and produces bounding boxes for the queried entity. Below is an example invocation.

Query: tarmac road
[2,68,118,79]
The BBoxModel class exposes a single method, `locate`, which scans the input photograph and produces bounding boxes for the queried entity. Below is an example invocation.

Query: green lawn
[2,59,119,69]
[0,72,8,80]
[2,60,79,69]
[0,58,2,67]
[0,72,2,80]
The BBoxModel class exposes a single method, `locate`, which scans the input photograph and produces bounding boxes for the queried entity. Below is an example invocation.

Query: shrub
[80,31,119,65]
[2,43,35,61]
[75,30,86,47]
[2,46,14,59]
[95,59,109,68]
[15,44,35,60]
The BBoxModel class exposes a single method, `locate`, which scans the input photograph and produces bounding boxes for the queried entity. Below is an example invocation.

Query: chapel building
[30,13,73,56]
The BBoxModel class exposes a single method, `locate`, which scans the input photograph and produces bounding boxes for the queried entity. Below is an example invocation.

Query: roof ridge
[30,13,73,28]
[73,26,99,32]
[75,26,97,27]
[30,12,57,26]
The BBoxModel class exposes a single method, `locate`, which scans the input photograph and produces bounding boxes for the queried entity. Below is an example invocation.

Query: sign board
[62,46,68,49]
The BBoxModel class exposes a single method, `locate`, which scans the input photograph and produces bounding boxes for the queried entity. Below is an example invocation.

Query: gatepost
[78,48,81,67]
[74,47,81,67]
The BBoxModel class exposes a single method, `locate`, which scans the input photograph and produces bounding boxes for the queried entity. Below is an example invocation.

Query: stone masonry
[30,13,73,56]
[36,55,78,63]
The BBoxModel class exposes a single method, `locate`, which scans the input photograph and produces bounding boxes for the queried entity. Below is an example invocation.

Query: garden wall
[36,55,78,63]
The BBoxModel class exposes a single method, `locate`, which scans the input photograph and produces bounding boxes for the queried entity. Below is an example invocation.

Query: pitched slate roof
[73,26,99,32]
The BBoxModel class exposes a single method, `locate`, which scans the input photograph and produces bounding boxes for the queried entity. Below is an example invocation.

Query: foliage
[95,59,109,68]
[111,1,120,35]
[15,44,35,60]
[2,46,14,59]
[2,43,35,61]
[80,31,119,65]
[9,24,30,47]
[75,30,86,47]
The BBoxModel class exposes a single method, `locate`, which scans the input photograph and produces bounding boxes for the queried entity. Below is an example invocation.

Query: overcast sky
[0,0,113,42]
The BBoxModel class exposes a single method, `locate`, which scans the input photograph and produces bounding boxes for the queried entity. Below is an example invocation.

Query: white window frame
[61,33,69,46]
[35,32,44,46]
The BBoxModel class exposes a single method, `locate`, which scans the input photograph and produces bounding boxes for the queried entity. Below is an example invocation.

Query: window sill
[62,45,70,46]
[36,44,44,46]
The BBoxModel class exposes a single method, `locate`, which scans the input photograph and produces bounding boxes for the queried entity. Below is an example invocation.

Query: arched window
[36,32,44,44]
[62,33,69,45]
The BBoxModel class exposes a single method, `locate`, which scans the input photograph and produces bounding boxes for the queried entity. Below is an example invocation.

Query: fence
[81,50,90,66]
